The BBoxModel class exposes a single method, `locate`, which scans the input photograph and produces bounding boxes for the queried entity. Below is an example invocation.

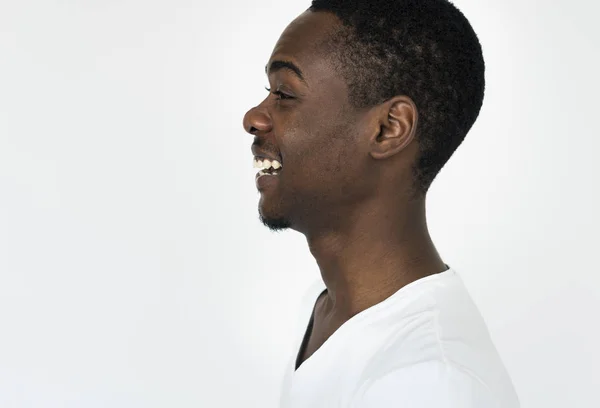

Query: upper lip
[251,147,282,164]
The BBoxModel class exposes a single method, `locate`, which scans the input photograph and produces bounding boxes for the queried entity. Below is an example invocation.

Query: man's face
[243,11,376,233]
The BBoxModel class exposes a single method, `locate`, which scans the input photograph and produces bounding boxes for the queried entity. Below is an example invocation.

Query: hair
[309,0,485,196]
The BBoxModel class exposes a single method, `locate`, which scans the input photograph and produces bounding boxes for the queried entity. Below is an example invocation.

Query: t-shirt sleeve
[353,360,499,408]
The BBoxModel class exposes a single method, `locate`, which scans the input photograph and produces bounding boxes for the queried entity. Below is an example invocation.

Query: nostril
[244,106,272,134]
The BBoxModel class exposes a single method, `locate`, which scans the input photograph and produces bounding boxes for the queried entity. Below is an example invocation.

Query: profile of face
[243,11,387,234]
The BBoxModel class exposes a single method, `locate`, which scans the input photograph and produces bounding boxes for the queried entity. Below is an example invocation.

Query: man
[243,0,519,406]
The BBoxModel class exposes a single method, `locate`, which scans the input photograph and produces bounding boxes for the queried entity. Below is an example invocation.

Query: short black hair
[309,0,485,196]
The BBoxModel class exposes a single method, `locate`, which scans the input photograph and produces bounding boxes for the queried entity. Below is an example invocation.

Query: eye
[265,86,293,100]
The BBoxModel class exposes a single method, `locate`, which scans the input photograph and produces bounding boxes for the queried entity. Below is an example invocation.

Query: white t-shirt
[278,268,520,407]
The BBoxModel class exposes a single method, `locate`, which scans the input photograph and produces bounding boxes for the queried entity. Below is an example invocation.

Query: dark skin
[243,10,447,366]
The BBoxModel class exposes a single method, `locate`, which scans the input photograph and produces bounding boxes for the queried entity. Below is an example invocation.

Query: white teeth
[253,157,283,171]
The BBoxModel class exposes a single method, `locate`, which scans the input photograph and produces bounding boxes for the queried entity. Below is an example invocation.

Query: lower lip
[255,171,280,189]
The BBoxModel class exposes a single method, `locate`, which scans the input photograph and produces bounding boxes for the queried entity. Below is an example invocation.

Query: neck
[305,196,446,322]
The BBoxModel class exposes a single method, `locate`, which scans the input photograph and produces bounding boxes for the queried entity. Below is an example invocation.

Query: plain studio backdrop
[0,0,598,407]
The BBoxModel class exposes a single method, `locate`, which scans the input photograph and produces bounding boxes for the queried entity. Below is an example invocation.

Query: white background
[1,0,598,407]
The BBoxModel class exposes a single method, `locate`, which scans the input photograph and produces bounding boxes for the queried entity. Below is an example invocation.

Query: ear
[369,96,418,160]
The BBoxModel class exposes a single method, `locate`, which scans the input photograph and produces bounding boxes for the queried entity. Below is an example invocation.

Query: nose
[243,105,272,135]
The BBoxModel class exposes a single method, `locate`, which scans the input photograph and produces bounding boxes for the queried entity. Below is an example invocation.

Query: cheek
[281,100,362,184]
[295,122,360,185]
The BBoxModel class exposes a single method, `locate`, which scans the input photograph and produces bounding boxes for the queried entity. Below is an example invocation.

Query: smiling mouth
[253,157,282,177]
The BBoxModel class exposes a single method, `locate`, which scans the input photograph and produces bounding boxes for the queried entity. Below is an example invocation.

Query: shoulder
[352,360,516,408]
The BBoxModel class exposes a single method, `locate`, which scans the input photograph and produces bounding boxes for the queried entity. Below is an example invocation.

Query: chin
[258,209,292,232]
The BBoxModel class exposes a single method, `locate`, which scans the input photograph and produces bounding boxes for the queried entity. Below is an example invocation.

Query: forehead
[268,11,342,85]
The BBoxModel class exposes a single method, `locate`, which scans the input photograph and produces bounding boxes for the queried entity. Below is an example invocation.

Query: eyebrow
[265,60,307,85]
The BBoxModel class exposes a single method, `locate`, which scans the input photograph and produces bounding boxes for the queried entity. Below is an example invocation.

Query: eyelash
[265,87,293,100]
